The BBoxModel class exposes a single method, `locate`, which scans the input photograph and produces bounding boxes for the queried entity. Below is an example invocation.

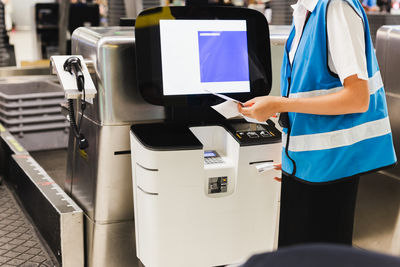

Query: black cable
[64,57,88,149]
[78,85,86,133]
[68,99,80,139]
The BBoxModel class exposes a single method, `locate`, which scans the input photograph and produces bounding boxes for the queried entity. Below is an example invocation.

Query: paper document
[205,89,244,106]
[255,162,275,173]
[207,90,267,125]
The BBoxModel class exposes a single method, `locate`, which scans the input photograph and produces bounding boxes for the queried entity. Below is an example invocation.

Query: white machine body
[130,125,281,267]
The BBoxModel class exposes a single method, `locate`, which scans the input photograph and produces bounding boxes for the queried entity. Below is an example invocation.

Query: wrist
[275,96,289,113]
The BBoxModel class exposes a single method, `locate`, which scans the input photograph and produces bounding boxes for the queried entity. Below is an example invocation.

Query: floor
[26,149,400,258]
[1,147,400,265]
[0,184,58,267]
[0,149,67,267]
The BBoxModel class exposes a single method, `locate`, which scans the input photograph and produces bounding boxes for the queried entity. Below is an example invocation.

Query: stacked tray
[0,80,69,151]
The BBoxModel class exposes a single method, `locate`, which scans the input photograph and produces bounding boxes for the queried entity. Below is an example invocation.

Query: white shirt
[289,0,369,84]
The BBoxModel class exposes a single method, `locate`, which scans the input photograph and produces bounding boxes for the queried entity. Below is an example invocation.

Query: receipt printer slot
[208,176,228,194]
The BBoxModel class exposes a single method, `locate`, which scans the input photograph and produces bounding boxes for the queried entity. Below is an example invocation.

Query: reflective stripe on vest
[288,71,383,99]
[279,0,396,182]
[282,116,391,152]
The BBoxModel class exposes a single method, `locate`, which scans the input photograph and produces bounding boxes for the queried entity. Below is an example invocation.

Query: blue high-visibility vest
[280,0,396,183]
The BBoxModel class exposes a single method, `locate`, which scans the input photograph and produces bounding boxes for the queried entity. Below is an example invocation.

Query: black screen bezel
[135,6,272,107]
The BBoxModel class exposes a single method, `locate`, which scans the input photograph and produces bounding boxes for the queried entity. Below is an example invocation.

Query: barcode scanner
[63,57,85,92]
[64,57,89,150]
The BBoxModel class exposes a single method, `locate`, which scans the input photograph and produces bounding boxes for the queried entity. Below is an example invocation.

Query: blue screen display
[198,31,250,83]
[204,151,217,157]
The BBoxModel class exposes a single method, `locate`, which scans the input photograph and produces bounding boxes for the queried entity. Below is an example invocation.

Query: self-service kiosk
[130,6,282,266]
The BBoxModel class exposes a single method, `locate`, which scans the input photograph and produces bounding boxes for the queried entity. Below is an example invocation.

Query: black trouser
[278,173,360,248]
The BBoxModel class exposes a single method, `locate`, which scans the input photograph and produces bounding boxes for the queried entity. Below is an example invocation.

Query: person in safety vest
[239,0,396,247]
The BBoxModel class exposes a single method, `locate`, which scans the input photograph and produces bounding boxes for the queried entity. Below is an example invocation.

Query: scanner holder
[50,55,97,101]
[51,55,94,150]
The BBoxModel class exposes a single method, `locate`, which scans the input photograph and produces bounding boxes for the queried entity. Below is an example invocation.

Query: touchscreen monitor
[160,19,250,96]
[135,6,271,107]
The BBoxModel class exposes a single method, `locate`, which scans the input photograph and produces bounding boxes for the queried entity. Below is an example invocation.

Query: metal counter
[353,25,400,256]
[68,27,165,267]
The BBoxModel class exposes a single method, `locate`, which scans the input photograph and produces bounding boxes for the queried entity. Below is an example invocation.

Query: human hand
[274,163,282,182]
[237,96,282,122]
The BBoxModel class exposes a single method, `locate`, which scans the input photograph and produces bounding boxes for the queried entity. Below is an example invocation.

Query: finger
[274,177,282,182]
[243,102,255,107]
[273,163,282,170]
[239,106,253,116]
[237,103,243,113]
[243,98,257,107]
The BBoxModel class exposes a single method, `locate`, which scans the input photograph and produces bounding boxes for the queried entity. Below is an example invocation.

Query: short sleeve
[327,0,369,84]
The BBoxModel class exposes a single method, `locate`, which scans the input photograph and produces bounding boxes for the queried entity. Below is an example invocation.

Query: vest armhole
[325,0,366,80]
[325,0,340,79]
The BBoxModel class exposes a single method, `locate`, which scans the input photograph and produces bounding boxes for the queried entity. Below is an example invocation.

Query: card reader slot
[114,150,131,155]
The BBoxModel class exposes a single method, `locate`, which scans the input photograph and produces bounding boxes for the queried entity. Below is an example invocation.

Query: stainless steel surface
[71,27,165,125]
[85,214,137,267]
[69,27,165,222]
[0,75,58,84]
[70,122,134,222]
[84,59,96,74]
[354,172,400,256]
[367,14,400,45]
[0,66,51,77]
[376,25,400,179]
[352,25,400,256]
[67,27,165,266]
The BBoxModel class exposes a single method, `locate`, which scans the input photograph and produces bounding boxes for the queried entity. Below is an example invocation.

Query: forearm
[279,79,370,115]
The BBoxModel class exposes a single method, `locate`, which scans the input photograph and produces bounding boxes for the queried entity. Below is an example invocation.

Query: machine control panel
[204,150,224,165]
[229,121,281,146]
[208,177,228,194]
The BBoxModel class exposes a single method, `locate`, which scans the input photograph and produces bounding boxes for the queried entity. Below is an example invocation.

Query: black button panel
[228,120,281,146]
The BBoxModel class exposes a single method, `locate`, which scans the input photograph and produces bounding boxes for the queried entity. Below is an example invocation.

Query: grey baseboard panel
[0,123,84,267]
[9,155,84,267]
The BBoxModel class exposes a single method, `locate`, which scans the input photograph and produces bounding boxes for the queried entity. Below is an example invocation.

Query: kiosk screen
[160,20,250,96]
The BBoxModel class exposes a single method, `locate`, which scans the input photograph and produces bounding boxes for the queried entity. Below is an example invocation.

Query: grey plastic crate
[0,98,64,109]
[0,80,69,151]
[0,114,66,125]
[8,121,69,133]
[0,80,64,99]
[8,121,70,152]
[12,127,69,151]
[0,106,62,117]
[0,81,65,110]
